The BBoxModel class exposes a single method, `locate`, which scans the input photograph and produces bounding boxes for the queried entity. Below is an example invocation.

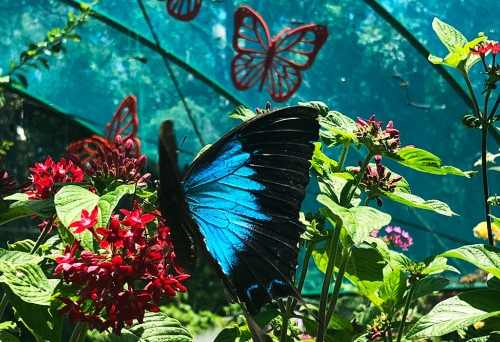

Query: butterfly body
[231,6,329,102]
[159,106,319,314]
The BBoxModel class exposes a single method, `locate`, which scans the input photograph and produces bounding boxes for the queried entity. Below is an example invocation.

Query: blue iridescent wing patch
[158,106,319,315]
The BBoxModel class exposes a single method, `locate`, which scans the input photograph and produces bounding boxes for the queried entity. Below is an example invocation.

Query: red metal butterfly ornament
[231,6,329,102]
[66,95,141,165]
[158,0,203,22]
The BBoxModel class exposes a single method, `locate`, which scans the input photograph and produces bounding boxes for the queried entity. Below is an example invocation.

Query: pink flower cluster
[371,226,413,251]
[355,114,401,153]
[54,204,188,335]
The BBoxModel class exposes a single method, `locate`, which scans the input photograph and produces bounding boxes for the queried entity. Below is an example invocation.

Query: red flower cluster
[355,115,401,153]
[0,157,28,196]
[54,204,188,335]
[470,40,500,92]
[354,155,402,207]
[25,156,84,200]
[69,136,150,190]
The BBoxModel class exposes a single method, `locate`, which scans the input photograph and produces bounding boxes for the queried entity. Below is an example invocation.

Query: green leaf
[98,184,137,227]
[311,143,339,175]
[378,268,407,313]
[0,75,9,84]
[441,245,500,279]
[407,289,500,339]
[214,325,241,342]
[318,110,359,147]
[462,114,482,130]
[2,283,62,342]
[412,277,449,301]
[432,18,467,54]
[328,313,353,332]
[0,261,56,306]
[387,147,474,177]
[467,336,500,342]
[228,105,256,121]
[298,100,329,117]
[7,239,36,253]
[0,198,56,225]
[54,185,100,228]
[423,255,459,275]
[13,74,28,88]
[318,194,391,245]
[67,33,81,42]
[302,316,351,342]
[383,191,457,216]
[0,248,43,265]
[38,57,50,70]
[108,311,193,341]
[0,330,20,342]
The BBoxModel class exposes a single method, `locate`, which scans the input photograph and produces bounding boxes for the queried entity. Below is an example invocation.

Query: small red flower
[69,206,99,233]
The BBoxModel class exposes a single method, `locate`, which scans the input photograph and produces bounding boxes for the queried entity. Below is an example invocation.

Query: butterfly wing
[66,135,110,165]
[105,95,141,157]
[181,106,319,314]
[231,6,328,102]
[165,0,202,21]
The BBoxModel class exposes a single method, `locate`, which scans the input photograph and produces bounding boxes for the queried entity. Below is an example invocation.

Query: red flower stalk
[54,207,188,335]
[69,136,150,189]
[354,115,402,153]
[353,155,402,206]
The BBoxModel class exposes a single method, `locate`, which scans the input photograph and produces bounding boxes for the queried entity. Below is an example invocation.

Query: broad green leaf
[313,244,385,308]
[0,248,43,265]
[363,237,391,262]
[2,283,62,342]
[0,198,55,225]
[318,110,359,147]
[0,261,56,306]
[228,105,256,121]
[407,289,500,339]
[318,194,391,245]
[383,191,457,216]
[467,335,500,342]
[0,330,19,342]
[54,185,99,228]
[311,143,339,175]
[441,245,500,279]
[302,316,351,342]
[299,100,329,117]
[378,268,406,313]
[387,147,474,177]
[423,255,459,275]
[412,277,449,301]
[0,75,9,83]
[388,250,412,269]
[328,313,353,332]
[432,18,467,54]
[108,311,193,342]
[7,239,36,253]
[98,184,137,227]
[214,325,241,342]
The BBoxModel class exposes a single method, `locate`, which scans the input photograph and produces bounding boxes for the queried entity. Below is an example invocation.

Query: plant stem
[69,322,88,342]
[396,286,416,342]
[325,246,352,325]
[316,219,342,342]
[346,152,373,206]
[463,72,482,118]
[278,298,289,342]
[337,142,350,171]
[0,294,8,320]
[481,126,494,245]
[31,216,55,254]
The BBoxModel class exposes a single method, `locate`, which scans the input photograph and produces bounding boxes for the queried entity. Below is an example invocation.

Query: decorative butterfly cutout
[66,95,141,165]
[158,0,203,22]
[231,6,329,102]
[158,106,319,320]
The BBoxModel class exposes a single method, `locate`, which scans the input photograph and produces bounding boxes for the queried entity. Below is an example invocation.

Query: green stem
[480,126,494,245]
[387,324,394,342]
[324,246,352,326]
[31,216,55,254]
[69,322,88,342]
[316,219,342,342]
[363,195,372,206]
[484,90,492,119]
[337,142,350,171]
[396,286,416,342]
[0,294,8,320]
[278,299,289,342]
[463,72,482,118]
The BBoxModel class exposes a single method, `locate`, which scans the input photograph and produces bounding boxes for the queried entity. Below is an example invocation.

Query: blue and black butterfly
[158,106,319,317]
